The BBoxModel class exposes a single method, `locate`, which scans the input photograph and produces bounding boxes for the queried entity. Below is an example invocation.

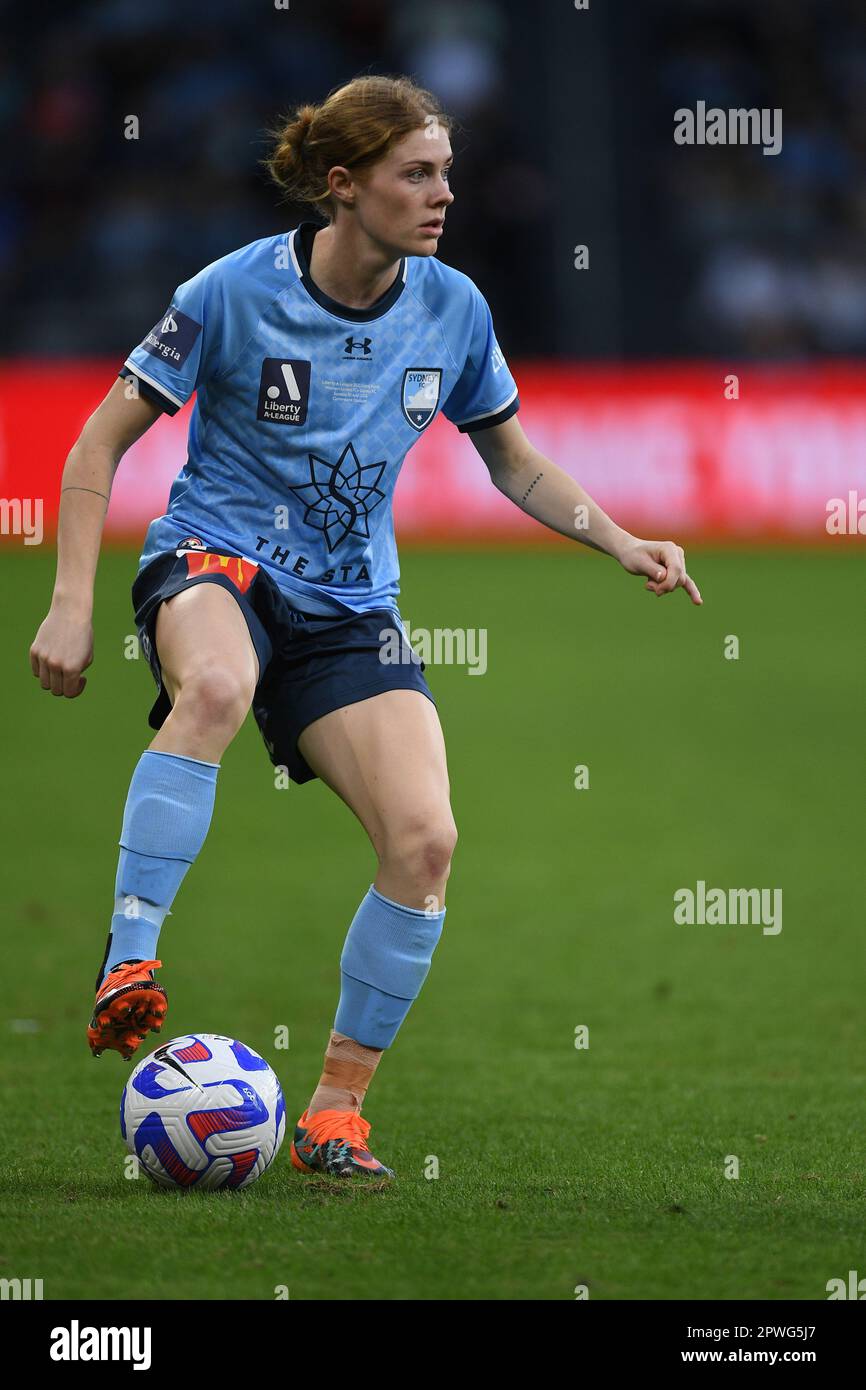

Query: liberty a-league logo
[401,367,442,431]
[257,358,312,425]
[143,306,202,366]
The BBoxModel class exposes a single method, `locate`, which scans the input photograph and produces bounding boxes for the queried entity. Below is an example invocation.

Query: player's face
[354,126,454,257]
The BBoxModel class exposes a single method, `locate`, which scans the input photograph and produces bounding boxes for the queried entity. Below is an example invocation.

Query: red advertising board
[1,361,864,544]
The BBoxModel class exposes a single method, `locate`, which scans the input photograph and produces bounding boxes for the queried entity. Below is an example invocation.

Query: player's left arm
[469,415,702,605]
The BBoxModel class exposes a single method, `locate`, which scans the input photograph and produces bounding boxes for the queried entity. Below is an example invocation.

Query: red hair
[265,74,453,220]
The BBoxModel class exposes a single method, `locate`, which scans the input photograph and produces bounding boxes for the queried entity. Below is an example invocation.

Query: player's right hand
[29,604,94,697]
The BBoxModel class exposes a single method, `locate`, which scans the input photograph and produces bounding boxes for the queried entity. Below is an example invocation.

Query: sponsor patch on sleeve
[142,306,202,368]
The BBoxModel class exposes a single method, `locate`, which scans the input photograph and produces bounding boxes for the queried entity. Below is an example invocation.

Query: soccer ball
[121,1033,285,1190]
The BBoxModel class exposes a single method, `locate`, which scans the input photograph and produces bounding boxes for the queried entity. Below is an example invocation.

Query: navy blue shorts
[131,545,434,784]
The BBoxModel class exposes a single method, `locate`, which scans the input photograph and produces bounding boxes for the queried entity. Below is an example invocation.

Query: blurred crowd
[655,0,866,356]
[1,0,864,360]
[0,0,548,356]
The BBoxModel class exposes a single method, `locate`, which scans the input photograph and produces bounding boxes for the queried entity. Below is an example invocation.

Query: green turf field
[1,544,862,1300]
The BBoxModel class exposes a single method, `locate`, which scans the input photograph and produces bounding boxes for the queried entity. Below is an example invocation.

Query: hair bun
[294,107,316,162]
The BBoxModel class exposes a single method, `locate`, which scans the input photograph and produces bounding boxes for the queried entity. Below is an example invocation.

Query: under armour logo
[344,336,372,357]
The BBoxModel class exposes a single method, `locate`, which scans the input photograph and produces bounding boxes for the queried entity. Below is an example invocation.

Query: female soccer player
[30,75,701,1180]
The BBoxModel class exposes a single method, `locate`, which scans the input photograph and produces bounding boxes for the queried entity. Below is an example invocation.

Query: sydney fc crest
[401,367,442,431]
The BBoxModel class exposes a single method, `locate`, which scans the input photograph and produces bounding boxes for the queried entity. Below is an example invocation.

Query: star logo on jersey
[288,442,387,552]
[257,358,312,425]
[401,367,442,431]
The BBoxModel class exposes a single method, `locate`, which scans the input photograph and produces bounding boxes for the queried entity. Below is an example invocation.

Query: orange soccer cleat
[290,1107,394,1178]
[87,958,167,1061]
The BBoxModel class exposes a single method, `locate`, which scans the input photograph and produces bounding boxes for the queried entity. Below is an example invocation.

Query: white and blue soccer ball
[121,1033,285,1191]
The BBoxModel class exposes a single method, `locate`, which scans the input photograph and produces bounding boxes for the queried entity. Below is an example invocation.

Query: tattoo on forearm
[61,486,110,502]
[521,471,543,504]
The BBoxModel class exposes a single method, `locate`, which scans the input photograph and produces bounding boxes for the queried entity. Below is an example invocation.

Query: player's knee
[382,813,458,885]
[174,666,255,734]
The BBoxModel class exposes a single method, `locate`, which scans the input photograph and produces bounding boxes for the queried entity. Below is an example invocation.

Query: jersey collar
[289,221,408,322]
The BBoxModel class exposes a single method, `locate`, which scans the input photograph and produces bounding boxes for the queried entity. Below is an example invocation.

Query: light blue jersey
[121,221,520,616]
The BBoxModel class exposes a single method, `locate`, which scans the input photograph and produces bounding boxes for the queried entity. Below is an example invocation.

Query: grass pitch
[1,544,862,1300]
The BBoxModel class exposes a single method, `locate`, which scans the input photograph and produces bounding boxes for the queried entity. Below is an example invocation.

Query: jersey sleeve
[441,284,520,433]
[119,262,224,416]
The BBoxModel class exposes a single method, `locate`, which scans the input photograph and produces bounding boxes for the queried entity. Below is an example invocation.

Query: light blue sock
[334,885,446,1049]
[98,750,219,985]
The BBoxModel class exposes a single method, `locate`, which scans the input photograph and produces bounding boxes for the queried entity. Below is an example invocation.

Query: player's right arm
[29,379,163,698]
